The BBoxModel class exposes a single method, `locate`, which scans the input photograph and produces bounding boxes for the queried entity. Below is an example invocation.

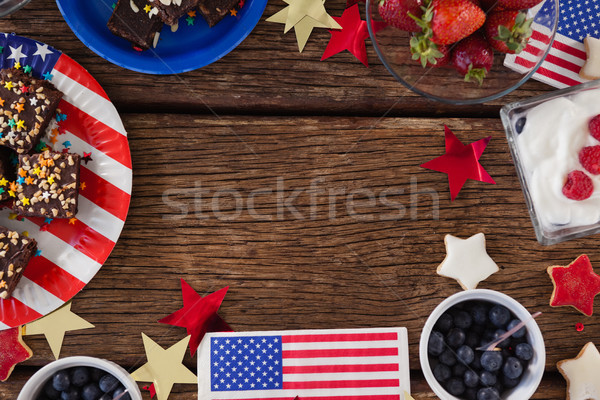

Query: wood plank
[4,114,594,400]
[0,1,559,116]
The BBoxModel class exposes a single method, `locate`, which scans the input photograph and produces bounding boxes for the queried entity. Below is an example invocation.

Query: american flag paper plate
[0,33,132,329]
[505,0,598,88]
[197,327,410,400]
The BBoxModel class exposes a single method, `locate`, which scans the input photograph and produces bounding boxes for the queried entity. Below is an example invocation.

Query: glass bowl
[501,79,600,245]
[366,0,559,104]
[0,0,31,18]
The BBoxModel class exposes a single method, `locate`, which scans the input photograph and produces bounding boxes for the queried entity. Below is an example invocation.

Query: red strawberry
[451,33,494,85]
[496,0,544,10]
[378,0,423,31]
[410,0,485,66]
[563,171,594,201]
[589,114,600,142]
[480,0,500,11]
[580,146,600,175]
[430,0,486,45]
[485,10,533,53]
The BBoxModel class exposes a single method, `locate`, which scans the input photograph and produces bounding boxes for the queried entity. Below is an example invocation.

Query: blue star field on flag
[0,33,61,79]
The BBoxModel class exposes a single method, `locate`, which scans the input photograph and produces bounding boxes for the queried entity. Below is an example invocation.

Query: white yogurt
[517,88,600,230]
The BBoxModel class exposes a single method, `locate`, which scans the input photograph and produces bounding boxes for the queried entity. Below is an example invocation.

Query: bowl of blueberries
[420,289,545,400]
[17,356,142,400]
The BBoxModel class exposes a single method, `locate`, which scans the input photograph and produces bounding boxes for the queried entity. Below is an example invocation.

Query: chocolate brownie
[108,0,164,50]
[0,69,62,154]
[0,227,36,300]
[151,0,201,25]
[14,151,80,219]
[198,0,237,27]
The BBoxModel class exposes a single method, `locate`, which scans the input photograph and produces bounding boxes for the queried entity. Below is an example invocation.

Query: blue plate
[55,0,267,74]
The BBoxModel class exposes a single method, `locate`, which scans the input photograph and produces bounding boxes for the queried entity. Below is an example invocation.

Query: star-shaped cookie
[547,254,600,316]
[0,326,32,381]
[558,342,600,400]
[437,233,499,290]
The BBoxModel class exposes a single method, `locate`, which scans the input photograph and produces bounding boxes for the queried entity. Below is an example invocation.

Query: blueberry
[99,374,119,393]
[471,353,482,370]
[469,303,488,325]
[502,374,520,388]
[481,351,503,372]
[60,388,80,400]
[446,377,466,396]
[457,345,475,365]
[433,363,451,382]
[112,386,131,400]
[71,366,90,387]
[428,331,445,356]
[439,349,457,366]
[489,305,510,328]
[477,387,501,400]
[515,117,527,134]
[44,380,61,399]
[91,367,105,382]
[52,371,70,392]
[464,370,479,388]
[454,310,473,329]
[465,388,478,400]
[99,395,112,400]
[503,356,523,379]
[447,328,466,348]
[37,396,51,400]
[82,383,103,400]
[492,329,510,348]
[506,319,526,338]
[515,342,533,361]
[480,370,497,386]
[435,313,454,333]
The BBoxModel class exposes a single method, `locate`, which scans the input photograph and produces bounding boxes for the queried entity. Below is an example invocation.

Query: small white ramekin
[18,356,142,400]
[419,289,545,400]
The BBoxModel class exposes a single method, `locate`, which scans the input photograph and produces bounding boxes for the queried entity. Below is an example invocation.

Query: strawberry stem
[464,64,487,86]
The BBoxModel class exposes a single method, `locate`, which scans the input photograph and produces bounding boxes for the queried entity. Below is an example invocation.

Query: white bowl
[419,289,545,400]
[18,356,142,400]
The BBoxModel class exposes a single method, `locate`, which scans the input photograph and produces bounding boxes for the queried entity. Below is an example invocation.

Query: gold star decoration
[131,334,197,400]
[23,302,94,359]
[404,392,415,400]
[267,0,340,52]
[267,0,341,40]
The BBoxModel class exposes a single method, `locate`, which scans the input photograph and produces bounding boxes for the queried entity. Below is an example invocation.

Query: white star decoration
[558,342,600,400]
[7,45,27,63]
[436,233,499,290]
[29,97,37,106]
[33,43,53,62]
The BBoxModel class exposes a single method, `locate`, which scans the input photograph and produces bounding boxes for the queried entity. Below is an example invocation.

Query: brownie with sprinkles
[14,151,80,219]
[108,0,164,50]
[150,0,201,25]
[0,68,62,155]
[198,0,237,27]
[0,227,37,300]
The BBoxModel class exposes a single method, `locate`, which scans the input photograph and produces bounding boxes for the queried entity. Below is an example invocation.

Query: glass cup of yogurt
[501,80,600,245]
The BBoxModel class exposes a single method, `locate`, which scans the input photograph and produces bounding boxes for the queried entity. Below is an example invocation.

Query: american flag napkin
[197,327,410,400]
[504,0,598,88]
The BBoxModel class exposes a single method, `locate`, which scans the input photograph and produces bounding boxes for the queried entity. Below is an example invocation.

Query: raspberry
[590,114,600,142]
[579,146,600,175]
[562,170,594,201]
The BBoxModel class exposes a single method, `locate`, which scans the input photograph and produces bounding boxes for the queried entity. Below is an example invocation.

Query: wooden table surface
[0,1,592,399]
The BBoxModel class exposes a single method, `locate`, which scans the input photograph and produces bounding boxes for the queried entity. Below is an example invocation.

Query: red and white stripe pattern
[0,43,131,328]
[197,328,410,400]
[504,0,592,89]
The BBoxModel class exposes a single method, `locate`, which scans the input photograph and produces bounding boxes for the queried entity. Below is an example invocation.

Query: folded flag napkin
[504,0,597,88]
[197,327,410,400]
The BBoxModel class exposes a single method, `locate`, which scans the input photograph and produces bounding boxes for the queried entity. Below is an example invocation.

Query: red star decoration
[21,86,29,93]
[321,4,370,67]
[0,327,32,381]
[82,152,93,165]
[158,279,232,356]
[420,126,495,201]
[548,255,600,316]
[238,0,244,7]
[143,383,157,398]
